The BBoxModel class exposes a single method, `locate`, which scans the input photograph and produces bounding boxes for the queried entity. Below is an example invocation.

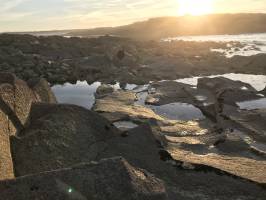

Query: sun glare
[178,0,214,16]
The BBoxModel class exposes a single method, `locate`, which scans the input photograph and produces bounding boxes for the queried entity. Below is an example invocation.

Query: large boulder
[0,157,167,200]
[145,81,195,105]
[11,103,119,176]
[197,77,256,93]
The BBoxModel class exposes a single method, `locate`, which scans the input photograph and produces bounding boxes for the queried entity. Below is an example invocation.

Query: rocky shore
[0,34,266,85]
[0,34,266,199]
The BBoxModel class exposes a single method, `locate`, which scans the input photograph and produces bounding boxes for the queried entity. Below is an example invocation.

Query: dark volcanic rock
[221,105,266,143]
[262,86,266,95]
[195,77,263,121]
[197,77,261,104]
[198,77,256,91]
[0,157,167,200]
[145,81,195,105]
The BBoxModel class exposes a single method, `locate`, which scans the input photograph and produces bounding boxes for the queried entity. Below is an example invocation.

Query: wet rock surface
[93,76,266,185]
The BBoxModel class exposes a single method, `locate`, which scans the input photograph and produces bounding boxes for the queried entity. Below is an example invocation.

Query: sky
[1,0,266,32]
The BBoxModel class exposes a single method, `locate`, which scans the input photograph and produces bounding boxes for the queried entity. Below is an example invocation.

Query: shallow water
[150,103,205,121]
[237,98,266,110]
[52,73,265,121]
[52,81,101,109]
[135,92,205,121]
[135,92,148,106]
[52,81,122,109]
[164,33,266,57]
[113,121,139,130]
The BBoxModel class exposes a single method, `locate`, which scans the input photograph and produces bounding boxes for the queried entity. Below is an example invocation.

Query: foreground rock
[12,103,118,176]
[0,157,167,200]
[167,143,266,184]
[0,73,55,180]
[10,105,266,199]
[0,73,265,199]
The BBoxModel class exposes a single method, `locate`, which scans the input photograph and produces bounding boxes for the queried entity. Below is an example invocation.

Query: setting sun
[178,0,214,16]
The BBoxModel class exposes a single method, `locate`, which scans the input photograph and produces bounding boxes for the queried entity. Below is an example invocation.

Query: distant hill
[67,13,266,40]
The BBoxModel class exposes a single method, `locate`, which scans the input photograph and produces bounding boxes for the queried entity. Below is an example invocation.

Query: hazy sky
[1,0,266,32]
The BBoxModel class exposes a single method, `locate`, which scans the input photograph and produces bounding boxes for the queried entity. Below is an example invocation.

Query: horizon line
[2,12,266,34]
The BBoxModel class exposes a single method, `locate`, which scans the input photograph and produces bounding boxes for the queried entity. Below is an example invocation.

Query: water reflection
[237,98,266,110]
[113,121,139,130]
[135,93,205,121]
[150,103,205,121]
[52,74,266,120]
[52,81,101,109]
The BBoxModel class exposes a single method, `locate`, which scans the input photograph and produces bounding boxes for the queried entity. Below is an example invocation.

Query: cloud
[0,0,29,12]
[0,0,266,32]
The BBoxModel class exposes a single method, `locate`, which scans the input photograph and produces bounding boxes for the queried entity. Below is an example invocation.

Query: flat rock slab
[221,106,266,143]
[93,89,212,137]
[0,157,167,200]
[167,144,266,184]
[158,120,210,136]
[93,90,164,122]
